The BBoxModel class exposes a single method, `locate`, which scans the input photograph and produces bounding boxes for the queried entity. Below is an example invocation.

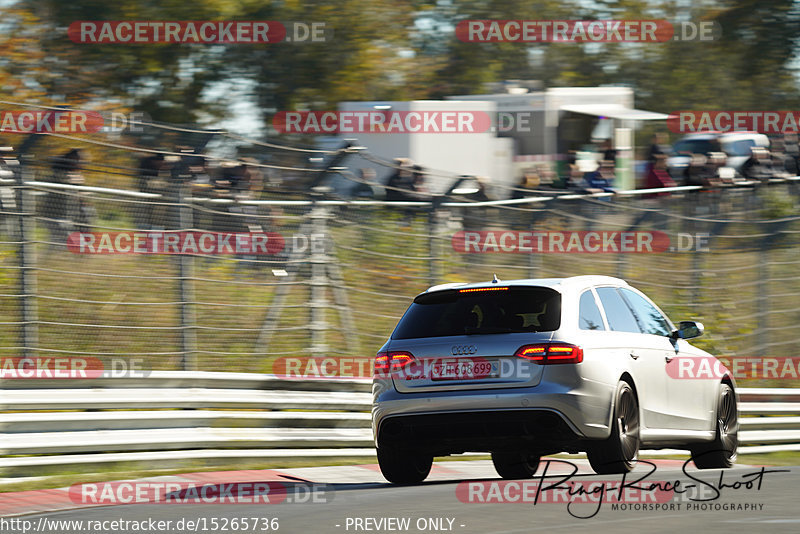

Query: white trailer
[335,100,513,197]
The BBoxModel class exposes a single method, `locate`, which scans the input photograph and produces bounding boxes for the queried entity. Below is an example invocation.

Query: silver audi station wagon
[372,275,738,483]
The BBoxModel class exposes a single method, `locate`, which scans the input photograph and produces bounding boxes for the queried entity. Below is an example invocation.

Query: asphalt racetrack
[8,459,800,534]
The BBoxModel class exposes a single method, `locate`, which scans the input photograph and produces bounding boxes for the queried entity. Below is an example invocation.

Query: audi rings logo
[452,345,478,355]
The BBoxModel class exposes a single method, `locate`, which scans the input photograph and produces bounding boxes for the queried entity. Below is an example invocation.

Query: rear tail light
[374,351,416,377]
[515,343,583,364]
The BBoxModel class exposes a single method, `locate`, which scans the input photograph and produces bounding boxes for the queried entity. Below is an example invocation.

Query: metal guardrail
[0,373,798,471]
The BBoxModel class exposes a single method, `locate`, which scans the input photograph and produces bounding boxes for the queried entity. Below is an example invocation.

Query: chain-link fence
[1,152,799,381]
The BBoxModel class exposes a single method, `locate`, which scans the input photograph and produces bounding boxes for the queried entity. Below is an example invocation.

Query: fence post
[309,204,329,355]
[15,157,38,356]
[527,208,544,278]
[428,204,439,286]
[177,183,196,370]
[755,225,773,356]
[756,242,769,355]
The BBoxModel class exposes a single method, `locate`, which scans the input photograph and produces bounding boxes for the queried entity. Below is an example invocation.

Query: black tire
[376,447,432,484]
[588,381,640,474]
[491,452,541,479]
[691,383,738,469]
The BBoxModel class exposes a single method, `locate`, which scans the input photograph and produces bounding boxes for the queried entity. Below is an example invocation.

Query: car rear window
[673,139,720,155]
[721,139,757,157]
[391,287,561,340]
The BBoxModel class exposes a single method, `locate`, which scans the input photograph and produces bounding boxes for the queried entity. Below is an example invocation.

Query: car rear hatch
[385,285,561,392]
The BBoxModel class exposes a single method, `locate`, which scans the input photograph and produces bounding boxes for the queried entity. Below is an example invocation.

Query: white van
[667,131,770,178]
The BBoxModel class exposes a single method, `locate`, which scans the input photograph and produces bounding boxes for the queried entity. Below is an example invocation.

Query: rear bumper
[375,409,582,455]
[372,380,615,454]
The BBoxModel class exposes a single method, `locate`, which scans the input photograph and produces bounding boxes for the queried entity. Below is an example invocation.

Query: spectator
[136,153,167,229]
[584,160,617,193]
[385,158,414,201]
[601,139,617,164]
[537,163,557,189]
[461,176,492,232]
[410,165,431,201]
[512,170,539,199]
[351,168,383,199]
[170,147,197,183]
[646,132,671,177]
[683,154,711,186]
[740,146,774,181]
[563,163,586,191]
[209,160,260,233]
[783,133,799,175]
[214,158,260,198]
[0,146,15,237]
[706,152,732,186]
[385,160,429,227]
[238,158,263,197]
[644,154,676,196]
[146,154,180,229]
[175,150,214,229]
[186,154,212,196]
[51,148,85,181]
[647,133,672,164]
[225,159,263,235]
[768,140,791,179]
[213,162,238,198]
[684,152,734,187]
[461,176,491,203]
[45,148,95,243]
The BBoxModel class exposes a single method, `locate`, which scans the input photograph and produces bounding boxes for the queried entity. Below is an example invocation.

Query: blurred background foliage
[1,0,799,131]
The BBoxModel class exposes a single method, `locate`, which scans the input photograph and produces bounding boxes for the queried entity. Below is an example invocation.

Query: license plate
[430,359,498,381]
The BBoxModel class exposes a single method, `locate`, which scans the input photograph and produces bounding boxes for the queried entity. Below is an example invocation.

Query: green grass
[1,187,798,371]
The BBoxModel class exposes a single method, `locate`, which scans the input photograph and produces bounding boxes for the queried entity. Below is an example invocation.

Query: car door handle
[630,351,640,360]
[665,354,674,363]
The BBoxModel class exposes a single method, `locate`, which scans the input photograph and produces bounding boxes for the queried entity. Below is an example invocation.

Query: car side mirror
[671,321,704,340]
